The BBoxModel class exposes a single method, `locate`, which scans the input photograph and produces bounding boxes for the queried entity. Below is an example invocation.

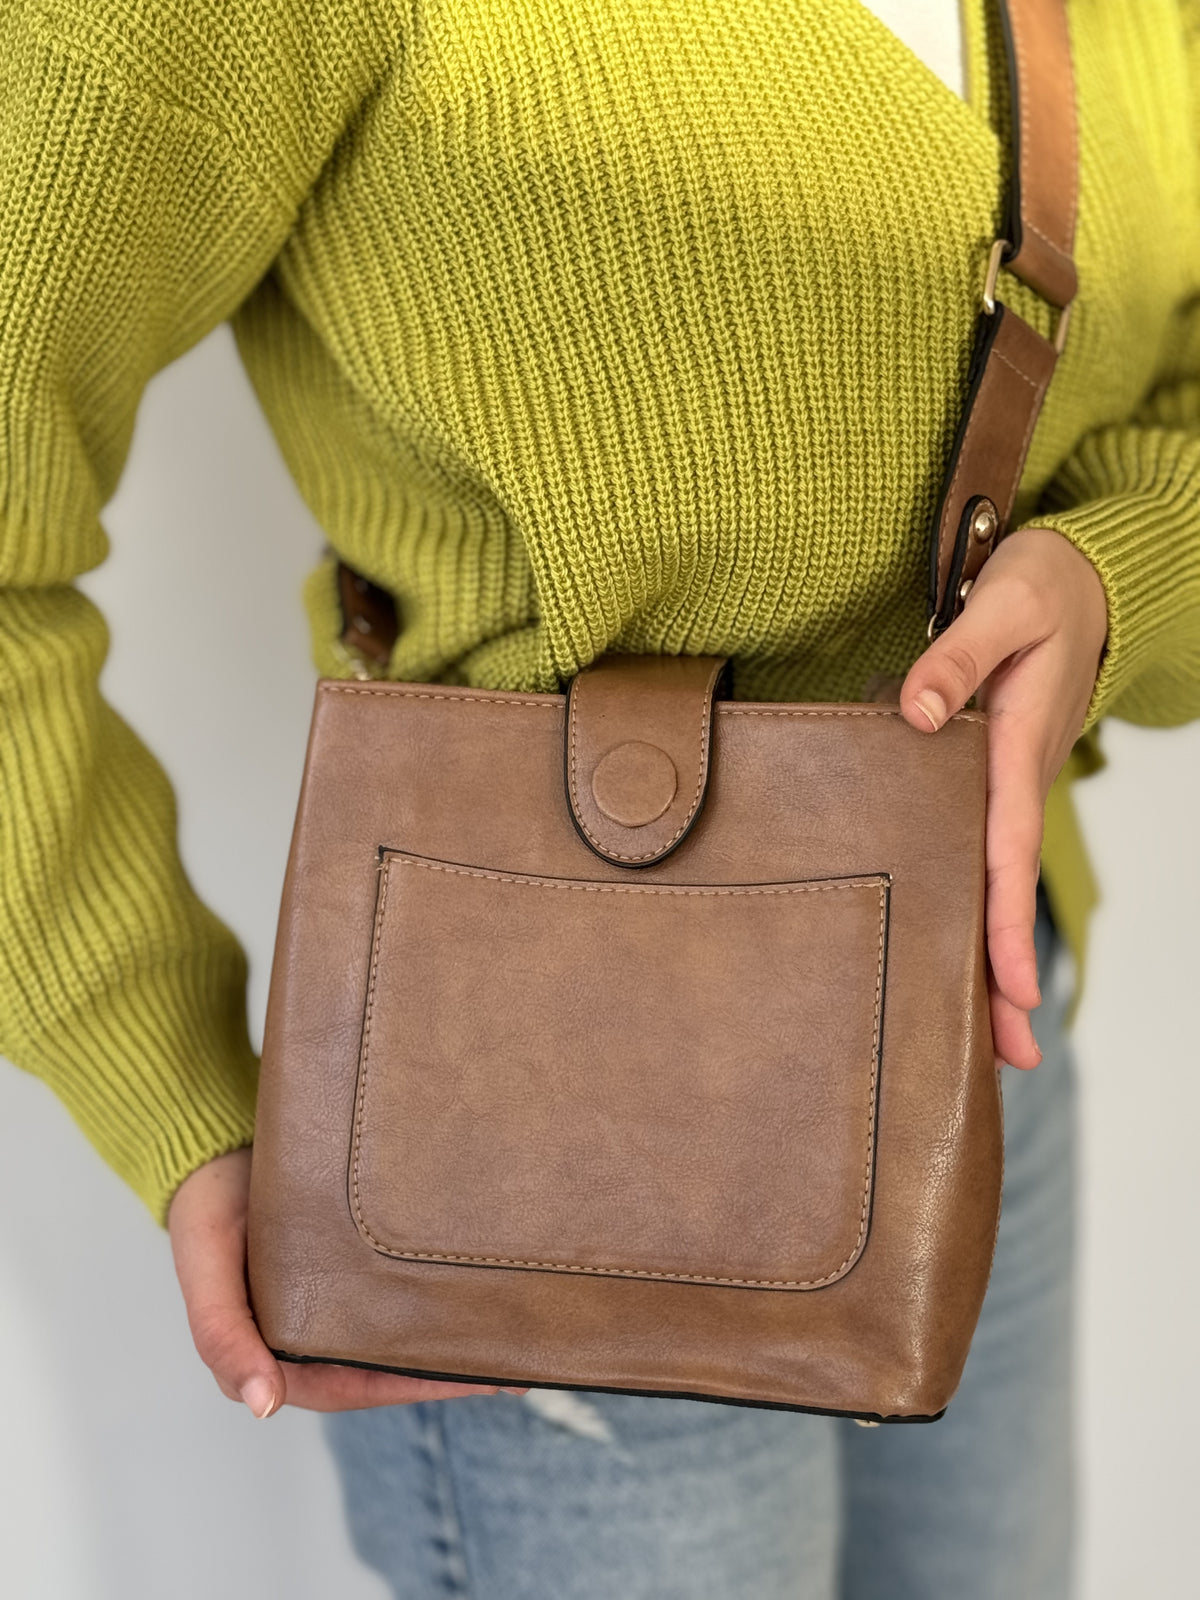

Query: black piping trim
[997,0,1024,268]
[943,492,990,637]
[859,875,891,1260]
[269,1349,945,1425]
[926,305,1008,631]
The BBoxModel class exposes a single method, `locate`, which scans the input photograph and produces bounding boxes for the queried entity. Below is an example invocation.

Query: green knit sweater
[3,0,1200,1222]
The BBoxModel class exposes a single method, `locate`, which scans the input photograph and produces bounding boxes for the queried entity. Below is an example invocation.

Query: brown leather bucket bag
[247,0,1078,1423]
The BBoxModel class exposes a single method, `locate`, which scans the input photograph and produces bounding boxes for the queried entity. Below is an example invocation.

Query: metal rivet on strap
[958,578,975,605]
[970,499,998,544]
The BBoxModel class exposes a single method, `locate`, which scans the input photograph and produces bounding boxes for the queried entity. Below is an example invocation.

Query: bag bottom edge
[270,1348,946,1424]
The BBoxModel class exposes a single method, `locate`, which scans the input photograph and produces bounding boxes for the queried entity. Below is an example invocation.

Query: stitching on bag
[937,401,978,606]
[320,683,986,725]
[1064,28,1080,241]
[1000,377,1047,529]
[567,659,726,863]
[1010,11,1078,256]
[1024,220,1074,263]
[323,685,561,709]
[936,344,998,604]
[932,326,1052,616]
[722,706,986,724]
[349,860,887,1288]
[986,343,1049,532]
[349,859,392,1259]
[992,349,1039,390]
[368,858,884,898]
[934,0,1078,619]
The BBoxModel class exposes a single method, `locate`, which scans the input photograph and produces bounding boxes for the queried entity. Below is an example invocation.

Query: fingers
[899,570,1040,734]
[168,1149,286,1419]
[899,557,1050,1060]
[169,1151,531,1416]
[983,712,1044,1018]
[989,975,1041,1071]
[281,1364,520,1413]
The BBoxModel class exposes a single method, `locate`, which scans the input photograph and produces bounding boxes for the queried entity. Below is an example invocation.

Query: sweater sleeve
[1027,298,1200,733]
[1022,2,1200,736]
[0,12,299,1221]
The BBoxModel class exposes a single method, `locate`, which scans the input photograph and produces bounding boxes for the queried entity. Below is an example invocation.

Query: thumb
[900,578,1030,733]
[168,1150,286,1419]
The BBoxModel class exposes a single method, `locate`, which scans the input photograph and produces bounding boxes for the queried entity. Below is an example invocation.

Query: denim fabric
[324,897,1076,1599]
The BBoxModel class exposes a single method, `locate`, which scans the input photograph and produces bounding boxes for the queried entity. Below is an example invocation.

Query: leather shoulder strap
[337,0,1081,664]
[1000,0,1079,308]
[335,560,398,673]
[927,0,1079,638]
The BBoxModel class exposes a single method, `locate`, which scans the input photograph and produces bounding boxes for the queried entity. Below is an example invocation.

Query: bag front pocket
[350,851,889,1290]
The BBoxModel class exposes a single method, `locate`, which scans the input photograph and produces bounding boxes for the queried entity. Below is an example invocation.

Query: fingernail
[914,691,947,732]
[240,1376,279,1419]
[501,1387,529,1396]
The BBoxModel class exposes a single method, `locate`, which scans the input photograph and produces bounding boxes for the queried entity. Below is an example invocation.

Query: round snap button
[590,741,678,828]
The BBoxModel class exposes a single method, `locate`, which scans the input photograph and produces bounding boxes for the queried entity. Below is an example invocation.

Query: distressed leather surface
[1000,0,1079,309]
[248,670,1000,1420]
[351,851,888,1290]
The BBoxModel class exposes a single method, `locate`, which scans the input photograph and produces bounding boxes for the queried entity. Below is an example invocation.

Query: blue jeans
[324,896,1076,1598]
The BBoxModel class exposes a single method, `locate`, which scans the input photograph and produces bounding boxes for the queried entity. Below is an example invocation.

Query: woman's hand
[899,527,1107,1070]
[168,1148,527,1417]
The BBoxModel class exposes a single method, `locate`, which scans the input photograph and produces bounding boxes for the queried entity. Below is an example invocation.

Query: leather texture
[924,0,1077,632]
[998,0,1079,308]
[566,654,727,866]
[929,302,1059,631]
[248,673,1000,1420]
[255,0,1077,1422]
[352,851,888,1290]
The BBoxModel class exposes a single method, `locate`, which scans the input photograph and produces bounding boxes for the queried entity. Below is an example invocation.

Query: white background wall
[1,325,1196,1598]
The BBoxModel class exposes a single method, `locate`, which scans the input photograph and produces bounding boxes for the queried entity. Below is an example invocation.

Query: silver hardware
[331,638,384,683]
[854,1419,881,1428]
[983,237,1072,353]
[982,238,1008,315]
[958,577,975,605]
[1053,297,1073,355]
[970,499,998,544]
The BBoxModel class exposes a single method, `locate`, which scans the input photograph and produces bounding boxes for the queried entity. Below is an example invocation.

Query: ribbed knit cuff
[1028,427,1200,731]
[26,946,259,1227]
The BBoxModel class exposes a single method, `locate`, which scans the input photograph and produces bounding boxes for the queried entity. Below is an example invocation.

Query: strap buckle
[982,238,1072,354]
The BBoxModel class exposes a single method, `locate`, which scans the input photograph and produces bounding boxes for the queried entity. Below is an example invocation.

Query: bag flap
[565,654,727,867]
